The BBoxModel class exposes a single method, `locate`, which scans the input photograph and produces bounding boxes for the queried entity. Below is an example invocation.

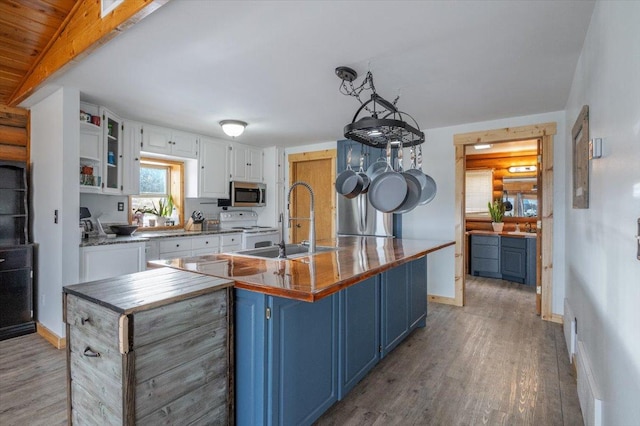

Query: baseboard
[549,313,564,324]
[428,294,459,306]
[37,322,66,349]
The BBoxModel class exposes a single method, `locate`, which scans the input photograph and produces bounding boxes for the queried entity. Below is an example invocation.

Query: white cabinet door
[231,143,263,182]
[199,137,230,198]
[171,130,199,159]
[142,123,172,155]
[101,107,123,195]
[141,124,198,159]
[192,235,220,255]
[122,120,141,195]
[247,148,263,182]
[220,233,242,252]
[80,243,145,282]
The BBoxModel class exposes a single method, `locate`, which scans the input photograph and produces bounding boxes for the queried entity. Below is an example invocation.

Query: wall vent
[564,298,577,362]
[576,341,603,426]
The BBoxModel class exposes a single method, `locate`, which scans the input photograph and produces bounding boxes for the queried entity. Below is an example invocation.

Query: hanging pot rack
[336,66,425,148]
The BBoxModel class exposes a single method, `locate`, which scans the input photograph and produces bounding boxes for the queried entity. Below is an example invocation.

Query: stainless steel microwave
[228,181,266,207]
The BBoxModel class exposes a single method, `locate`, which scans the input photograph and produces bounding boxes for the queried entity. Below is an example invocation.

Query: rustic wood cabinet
[64,268,234,425]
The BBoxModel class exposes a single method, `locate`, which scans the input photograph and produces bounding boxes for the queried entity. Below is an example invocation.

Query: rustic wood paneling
[8,0,170,106]
[0,104,29,161]
[0,0,76,104]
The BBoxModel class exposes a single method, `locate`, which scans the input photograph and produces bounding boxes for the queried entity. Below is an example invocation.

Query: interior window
[130,158,184,228]
[465,169,493,216]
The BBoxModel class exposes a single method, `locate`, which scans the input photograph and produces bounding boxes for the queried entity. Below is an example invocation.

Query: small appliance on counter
[219,210,279,249]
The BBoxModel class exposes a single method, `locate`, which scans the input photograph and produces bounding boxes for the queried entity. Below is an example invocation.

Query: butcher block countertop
[63,267,233,314]
[150,236,454,302]
[467,230,537,238]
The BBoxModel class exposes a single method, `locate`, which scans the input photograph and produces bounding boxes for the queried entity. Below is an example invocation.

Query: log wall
[0,105,29,162]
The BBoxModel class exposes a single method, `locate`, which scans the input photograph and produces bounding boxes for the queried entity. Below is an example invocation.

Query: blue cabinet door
[268,294,339,426]
[381,263,409,357]
[408,257,427,330]
[234,289,269,426]
[338,275,380,399]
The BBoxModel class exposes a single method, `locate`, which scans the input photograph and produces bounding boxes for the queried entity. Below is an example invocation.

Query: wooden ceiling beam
[8,0,170,107]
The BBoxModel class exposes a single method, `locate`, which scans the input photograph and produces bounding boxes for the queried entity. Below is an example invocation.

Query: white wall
[402,111,566,309]
[31,87,80,337]
[563,2,640,423]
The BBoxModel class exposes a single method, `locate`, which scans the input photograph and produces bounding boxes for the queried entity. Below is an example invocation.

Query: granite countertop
[150,236,455,302]
[79,228,242,247]
[466,230,537,238]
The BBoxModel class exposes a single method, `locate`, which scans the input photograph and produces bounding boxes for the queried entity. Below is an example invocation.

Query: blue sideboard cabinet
[471,234,537,285]
[235,257,428,425]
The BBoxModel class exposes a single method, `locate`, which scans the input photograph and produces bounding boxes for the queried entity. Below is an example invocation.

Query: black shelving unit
[0,160,35,340]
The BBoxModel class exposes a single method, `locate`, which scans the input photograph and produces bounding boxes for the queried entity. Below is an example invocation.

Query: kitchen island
[152,236,454,425]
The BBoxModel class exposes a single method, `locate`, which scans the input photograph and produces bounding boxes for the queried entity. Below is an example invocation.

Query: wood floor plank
[0,276,582,425]
[316,276,583,425]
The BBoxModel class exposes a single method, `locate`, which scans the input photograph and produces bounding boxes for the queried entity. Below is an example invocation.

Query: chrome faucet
[287,181,315,254]
[278,213,287,258]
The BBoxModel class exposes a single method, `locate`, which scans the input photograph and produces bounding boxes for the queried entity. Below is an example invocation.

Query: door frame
[453,122,559,322]
[288,149,337,242]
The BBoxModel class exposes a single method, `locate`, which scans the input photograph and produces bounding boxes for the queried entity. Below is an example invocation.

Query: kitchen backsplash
[80,194,264,226]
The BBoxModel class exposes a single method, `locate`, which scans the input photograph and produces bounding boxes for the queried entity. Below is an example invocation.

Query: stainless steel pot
[335,147,364,198]
[369,142,408,213]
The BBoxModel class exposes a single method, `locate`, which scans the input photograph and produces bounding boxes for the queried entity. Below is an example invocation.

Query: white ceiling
[46,0,595,148]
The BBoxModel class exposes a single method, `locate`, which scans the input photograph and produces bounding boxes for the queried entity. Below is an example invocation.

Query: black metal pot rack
[337,66,425,148]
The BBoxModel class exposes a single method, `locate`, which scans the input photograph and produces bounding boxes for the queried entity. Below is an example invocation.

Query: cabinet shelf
[80,121,100,130]
[107,134,117,140]
[107,162,117,168]
[80,156,100,163]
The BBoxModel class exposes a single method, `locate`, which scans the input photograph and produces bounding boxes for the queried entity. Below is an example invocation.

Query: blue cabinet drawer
[501,236,526,249]
[472,244,499,260]
[472,258,500,273]
[472,235,499,246]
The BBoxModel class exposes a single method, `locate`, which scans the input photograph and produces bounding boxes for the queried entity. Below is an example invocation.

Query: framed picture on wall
[572,105,589,209]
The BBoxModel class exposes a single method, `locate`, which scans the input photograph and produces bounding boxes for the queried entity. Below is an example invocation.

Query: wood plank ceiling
[0,0,76,106]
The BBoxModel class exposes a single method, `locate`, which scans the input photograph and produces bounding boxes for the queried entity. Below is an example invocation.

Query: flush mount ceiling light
[336,66,424,148]
[508,165,537,173]
[220,120,247,138]
[474,144,492,150]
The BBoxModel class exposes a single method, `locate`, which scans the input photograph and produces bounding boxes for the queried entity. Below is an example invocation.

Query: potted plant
[135,195,174,227]
[488,199,505,232]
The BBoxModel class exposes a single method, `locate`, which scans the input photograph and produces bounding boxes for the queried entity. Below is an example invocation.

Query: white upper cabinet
[141,123,199,159]
[122,120,142,195]
[199,137,230,198]
[231,143,263,182]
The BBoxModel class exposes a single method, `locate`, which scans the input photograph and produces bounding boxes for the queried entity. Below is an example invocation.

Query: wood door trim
[288,149,337,242]
[453,123,556,322]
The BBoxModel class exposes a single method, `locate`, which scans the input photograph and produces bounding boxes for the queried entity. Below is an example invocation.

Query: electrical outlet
[117,202,124,211]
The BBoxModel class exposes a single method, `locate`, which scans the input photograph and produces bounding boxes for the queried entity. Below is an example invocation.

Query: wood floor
[316,276,583,425]
[0,276,582,425]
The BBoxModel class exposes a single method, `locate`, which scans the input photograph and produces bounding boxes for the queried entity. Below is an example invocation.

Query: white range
[218,210,280,249]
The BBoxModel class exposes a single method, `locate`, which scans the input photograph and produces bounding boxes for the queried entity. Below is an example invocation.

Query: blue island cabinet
[235,289,338,426]
[234,257,428,425]
[381,258,427,357]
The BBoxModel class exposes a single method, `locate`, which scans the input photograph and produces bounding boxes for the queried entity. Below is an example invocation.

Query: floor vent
[563,298,576,362]
[576,341,603,426]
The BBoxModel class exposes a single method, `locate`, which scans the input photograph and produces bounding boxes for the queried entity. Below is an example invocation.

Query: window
[130,158,184,228]
[465,169,493,216]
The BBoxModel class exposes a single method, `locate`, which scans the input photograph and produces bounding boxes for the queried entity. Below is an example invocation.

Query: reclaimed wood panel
[65,294,121,346]
[134,290,227,346]
[71,380,120,425]
[68,326,123,382]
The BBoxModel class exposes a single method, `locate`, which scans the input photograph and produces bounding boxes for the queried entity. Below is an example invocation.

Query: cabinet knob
[176,244,180,247]
[80,317,91,325]
[205,241,209,244]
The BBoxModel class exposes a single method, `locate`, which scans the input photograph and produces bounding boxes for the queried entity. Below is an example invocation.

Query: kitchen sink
[233,244,338,259]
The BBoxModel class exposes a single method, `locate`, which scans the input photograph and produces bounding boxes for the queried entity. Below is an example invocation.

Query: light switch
[117,202,124,211]
[589,138,603,159]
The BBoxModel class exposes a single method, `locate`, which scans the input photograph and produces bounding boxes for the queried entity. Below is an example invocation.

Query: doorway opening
[464,139,540,310]
[453,123,559,322]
